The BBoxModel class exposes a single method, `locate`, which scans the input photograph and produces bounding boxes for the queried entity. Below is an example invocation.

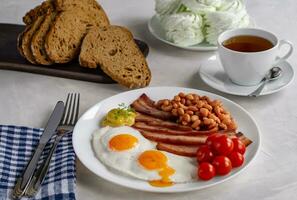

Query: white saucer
[148,15,217,51]
[199,56,295,96]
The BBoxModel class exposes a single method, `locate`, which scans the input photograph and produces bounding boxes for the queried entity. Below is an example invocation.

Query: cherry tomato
[212,156,232,175]
[196,145,214,163]
[212,135,234,156]
[232,138,246,155]
[206,133,221,147]
[228,152,244,167]
[198,162,216,180]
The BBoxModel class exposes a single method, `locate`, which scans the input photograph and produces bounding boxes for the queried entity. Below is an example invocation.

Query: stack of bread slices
[18,0,151,88]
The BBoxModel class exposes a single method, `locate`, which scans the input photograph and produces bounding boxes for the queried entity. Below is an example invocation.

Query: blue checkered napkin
[0,125,76,200]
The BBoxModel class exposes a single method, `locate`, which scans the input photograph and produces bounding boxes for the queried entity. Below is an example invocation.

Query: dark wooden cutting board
[0,23,149,83]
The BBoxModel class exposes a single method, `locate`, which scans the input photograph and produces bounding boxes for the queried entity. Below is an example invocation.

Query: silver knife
[12,101,65,199]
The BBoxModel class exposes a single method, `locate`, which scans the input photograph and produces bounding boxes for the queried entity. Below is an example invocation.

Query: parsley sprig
[118,103,135,113]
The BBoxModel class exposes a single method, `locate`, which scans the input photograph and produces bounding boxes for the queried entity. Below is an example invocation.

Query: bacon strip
[157,132,252,157]
[134,122,226,136]
[139,130,208,145]
[138,93,155,107]
[135,112,192,131]
[157,143,199,157]
[236,132,253,146]
[131,94,174,120]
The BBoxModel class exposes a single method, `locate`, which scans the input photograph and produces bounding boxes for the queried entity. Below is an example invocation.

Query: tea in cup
[217,28,293,86]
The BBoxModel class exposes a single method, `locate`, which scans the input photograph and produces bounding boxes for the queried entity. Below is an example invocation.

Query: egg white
[92,126,197,183]
[92,126,160,180]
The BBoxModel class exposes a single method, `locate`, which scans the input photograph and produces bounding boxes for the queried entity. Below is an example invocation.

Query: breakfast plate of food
[73,86,260,192]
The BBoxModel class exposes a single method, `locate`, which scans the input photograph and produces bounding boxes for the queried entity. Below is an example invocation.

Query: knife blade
[12,101,64,199]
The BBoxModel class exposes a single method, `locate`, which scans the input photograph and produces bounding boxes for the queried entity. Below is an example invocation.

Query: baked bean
[219,123,227,130]
[228,121,237,130]
[208,122,217,129]
[200,108,209,117]
[209,113,220,123]
[171,108,178,116]
[222,118,232,125]
[183,114,191,122]
[181,121,188,126]
[174,95,181,102]
[161,104,173,112]
[191,115,199,122]
[203,104,213,111]
[186,94,194,100]
[188,106,198,112]
[196,101,204,108]
[178,102,188,110]
[163,100,170,106]
[186,99,192,106]
[210,100,222,107]
[203,117,215,125]
[192,99,199,104]
[156,100,165,107]
[173,102,178,109]
[217,113,226,121]
[191,119,201,129]
[201,96,210,102]
[214,106,223,115]
[177,108,185,115]
[181,98,186,105]
[193,94,200,99]
[178,92,186,98]
[186,110,194,115]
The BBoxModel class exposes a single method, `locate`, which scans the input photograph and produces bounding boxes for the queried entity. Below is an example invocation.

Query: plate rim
[147,15,218,51]
[199,58,295,96]
[73,86,261,193]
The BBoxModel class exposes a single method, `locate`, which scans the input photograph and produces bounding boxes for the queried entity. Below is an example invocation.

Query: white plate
[73,87,260,193]
[199,56,295,96]
[148,15,217,51]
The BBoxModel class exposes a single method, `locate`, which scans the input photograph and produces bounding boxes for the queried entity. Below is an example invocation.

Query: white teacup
[217,28,293,86]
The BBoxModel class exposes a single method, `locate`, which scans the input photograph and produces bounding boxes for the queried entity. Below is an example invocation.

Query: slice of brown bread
[20,15,45,64]
[31,11,57,65]
[17,31,25,58]
[79,26,151,88]
[55,0,110,27]
[45,4,109,63]
[23,0,52,25]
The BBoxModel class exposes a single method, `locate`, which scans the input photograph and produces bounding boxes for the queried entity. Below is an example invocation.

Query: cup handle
[276,40,293,63]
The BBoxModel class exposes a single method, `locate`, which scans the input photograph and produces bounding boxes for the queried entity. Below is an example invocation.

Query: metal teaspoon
[248,67,282,97]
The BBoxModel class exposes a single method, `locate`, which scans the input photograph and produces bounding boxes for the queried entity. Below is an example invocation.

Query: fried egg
[92,126,197,186]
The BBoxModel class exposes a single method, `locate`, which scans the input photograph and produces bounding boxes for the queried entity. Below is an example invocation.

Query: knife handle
[26,134,64,197]
[12,144,44,198]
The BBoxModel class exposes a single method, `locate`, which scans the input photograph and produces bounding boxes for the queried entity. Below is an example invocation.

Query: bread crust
[31,10,56,65]
[20,15,45,64]
[23,0,52,25]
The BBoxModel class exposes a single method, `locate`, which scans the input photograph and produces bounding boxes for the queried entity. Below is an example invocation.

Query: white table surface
[1,0,297,199]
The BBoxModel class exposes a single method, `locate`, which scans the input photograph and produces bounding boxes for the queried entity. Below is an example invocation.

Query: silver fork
[25,93,80,197]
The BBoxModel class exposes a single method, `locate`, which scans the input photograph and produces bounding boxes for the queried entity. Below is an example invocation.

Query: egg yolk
[109,134,138,151]
[138,150,175,187]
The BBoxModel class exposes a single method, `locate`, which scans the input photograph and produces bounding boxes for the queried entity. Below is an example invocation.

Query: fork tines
[61,93,80,126]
